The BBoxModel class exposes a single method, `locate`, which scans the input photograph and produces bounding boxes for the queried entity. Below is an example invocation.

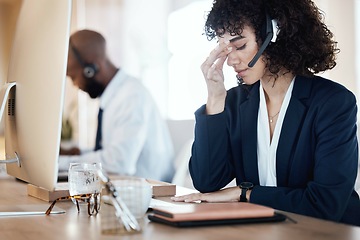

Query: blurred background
[0,0,359,150]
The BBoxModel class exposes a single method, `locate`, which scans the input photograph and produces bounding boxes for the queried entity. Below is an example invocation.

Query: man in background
[59,29,174,182]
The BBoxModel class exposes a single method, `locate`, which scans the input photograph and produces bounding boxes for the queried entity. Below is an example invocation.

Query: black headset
[69,41,99,79]
[237,12,279,85]
[248,12,279,68]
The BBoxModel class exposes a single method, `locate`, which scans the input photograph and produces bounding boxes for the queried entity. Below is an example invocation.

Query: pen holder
[100,198,143,235]
[100,178,152,235]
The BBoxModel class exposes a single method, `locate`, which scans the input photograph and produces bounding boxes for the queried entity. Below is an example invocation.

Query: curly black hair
[204,0,339,77]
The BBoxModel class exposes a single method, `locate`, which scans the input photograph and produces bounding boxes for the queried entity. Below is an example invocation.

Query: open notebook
[148,202,286,227]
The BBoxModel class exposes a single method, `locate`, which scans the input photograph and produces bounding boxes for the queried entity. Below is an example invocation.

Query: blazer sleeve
[189,105,236,192]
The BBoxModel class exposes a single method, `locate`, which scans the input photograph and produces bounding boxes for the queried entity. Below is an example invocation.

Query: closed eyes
[236,44,246,50]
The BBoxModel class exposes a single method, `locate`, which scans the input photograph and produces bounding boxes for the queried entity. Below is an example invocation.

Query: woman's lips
[236,68,248,77]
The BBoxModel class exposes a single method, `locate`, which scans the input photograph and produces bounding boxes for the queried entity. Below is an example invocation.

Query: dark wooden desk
[0,175,359,240]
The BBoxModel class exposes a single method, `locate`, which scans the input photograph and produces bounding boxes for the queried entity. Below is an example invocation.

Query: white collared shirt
[257,78,295,186]
[59,70,175,182]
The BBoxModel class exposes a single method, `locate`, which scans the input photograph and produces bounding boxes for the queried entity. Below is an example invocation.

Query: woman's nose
[226,51,239,67]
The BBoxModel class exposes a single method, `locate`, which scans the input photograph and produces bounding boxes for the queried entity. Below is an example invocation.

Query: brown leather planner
[148,202,287,227]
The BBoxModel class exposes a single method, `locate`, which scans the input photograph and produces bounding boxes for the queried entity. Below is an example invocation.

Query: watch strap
[239,186,247,202]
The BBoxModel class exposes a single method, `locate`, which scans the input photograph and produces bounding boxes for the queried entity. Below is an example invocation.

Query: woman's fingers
[201,40,232,114]
[201,41,231,78]
[206,55,228,81]
[171,187,241,203]
[171,193,205,203]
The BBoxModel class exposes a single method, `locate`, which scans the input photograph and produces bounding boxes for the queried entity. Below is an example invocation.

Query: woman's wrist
[206,94,226,115]
[246,189,252,202]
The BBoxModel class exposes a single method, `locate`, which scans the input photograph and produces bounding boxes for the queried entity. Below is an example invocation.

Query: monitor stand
[0,83,66,214]
[0,82,20,167]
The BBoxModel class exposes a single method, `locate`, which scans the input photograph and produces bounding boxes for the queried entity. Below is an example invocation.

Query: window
[167,1,237,120]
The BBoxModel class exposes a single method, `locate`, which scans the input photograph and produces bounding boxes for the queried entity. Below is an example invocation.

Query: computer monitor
[0,0,72,191]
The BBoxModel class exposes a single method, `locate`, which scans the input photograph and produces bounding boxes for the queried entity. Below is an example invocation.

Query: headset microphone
[247,13,279,68]
[69,41,99,79]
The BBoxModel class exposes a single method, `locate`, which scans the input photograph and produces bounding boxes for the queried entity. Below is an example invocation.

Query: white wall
[314,0,357,96]
[356,0,360,98]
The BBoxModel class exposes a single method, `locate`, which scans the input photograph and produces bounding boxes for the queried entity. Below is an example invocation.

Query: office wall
[315,0,357,96]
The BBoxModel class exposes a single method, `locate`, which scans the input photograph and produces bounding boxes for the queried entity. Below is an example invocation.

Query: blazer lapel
[276,76,310,186]
[240,83,260,184]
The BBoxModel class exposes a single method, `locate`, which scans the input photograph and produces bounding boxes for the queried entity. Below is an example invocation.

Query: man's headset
[247,13,280,68]
[69,41,99,79]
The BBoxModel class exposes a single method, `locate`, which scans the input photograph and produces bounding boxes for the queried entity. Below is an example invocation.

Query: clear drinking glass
[68,162,102,205]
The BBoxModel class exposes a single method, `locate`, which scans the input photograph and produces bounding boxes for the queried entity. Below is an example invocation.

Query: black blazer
[190,75,360,226]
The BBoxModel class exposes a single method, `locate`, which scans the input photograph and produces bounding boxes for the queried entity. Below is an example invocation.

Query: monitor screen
[1,0,71,191]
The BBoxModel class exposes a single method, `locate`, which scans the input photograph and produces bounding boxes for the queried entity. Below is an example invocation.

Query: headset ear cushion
[270,19,280,43]
[83,64,98,78]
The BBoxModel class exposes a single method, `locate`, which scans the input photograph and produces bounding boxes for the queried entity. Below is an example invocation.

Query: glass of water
[68,162,102,206]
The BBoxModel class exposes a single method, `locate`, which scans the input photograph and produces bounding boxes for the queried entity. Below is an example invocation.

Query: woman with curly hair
[172,0,360,226]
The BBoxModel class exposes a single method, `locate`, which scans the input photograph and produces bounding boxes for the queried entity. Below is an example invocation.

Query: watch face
[240,182,254,189]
